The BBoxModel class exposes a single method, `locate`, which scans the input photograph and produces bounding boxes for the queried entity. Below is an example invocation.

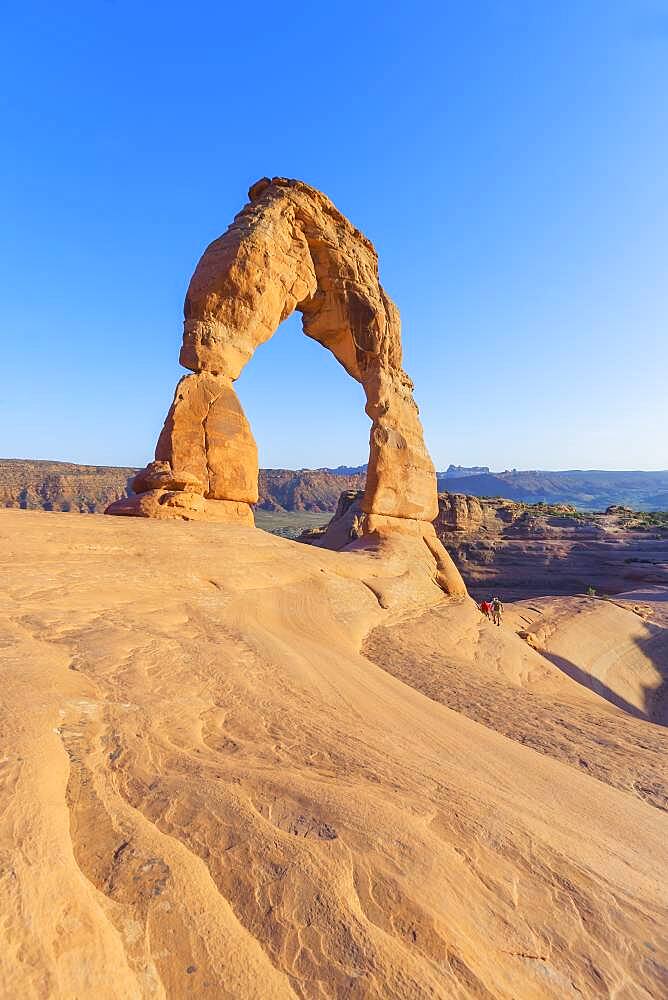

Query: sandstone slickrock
[106,177,465,595]
[3,509,667,997]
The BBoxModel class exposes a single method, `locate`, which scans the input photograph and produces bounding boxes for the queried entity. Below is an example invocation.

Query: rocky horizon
[3,457,668,515]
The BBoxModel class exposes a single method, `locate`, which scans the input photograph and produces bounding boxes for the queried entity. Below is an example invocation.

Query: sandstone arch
[107,177,465,595]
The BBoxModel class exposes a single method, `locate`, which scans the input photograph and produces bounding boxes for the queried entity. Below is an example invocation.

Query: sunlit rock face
[106,177,465,595]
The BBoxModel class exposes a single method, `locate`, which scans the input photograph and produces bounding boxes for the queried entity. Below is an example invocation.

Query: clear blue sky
[1,1,666,471]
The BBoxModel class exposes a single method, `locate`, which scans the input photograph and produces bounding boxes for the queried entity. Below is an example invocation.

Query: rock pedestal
[107,371,257,524]
[107,177,466,595]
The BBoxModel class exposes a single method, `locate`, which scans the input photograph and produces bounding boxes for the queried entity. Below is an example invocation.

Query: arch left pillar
[106,371,258,524]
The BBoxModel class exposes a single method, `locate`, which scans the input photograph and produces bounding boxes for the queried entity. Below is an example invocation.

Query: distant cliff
[256,468,365,512]
[3,459,668,517]
[0,460,136,513]
[442,464,490,478]
[435,495,668,597]
[0,459,365,515]
[435,469,668,510]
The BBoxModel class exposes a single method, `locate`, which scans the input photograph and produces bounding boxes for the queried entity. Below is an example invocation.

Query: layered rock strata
[436,495,668,597]
[305,492,668,598]
[106,177,465,595]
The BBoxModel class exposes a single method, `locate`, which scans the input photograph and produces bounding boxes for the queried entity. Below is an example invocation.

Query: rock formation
[435,494,668,597]
[0,459,136,514]
[305,490,668,598]
[0,459,369,515]
[106,177,465,595]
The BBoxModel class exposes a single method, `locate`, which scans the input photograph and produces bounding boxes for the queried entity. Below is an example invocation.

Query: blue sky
[1,1,666,471]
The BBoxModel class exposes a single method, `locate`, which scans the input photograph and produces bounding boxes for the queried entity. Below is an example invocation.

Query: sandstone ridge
[106,178,465,595]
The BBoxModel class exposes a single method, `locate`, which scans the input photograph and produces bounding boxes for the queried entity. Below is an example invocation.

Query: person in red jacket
[480,600,491,619]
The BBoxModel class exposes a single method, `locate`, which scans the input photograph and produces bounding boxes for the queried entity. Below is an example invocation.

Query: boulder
[105,490,254,525]
[132,461,204,495]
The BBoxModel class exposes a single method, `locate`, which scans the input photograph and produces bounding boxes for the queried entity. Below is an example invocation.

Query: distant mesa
[104,177,466,595]
[442,464,490,478]
[0,460,367,515]
[0,459,136,514]
[322,463,368,476]
[435,468,668,510]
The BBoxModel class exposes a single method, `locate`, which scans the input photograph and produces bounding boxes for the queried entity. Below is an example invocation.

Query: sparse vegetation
[510,500,593,522]
[621,511,668,531]
[254,510,330,539]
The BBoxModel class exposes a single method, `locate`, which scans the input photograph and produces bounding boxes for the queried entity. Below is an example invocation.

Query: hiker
[480,599,491,619]
[491,596,503,626]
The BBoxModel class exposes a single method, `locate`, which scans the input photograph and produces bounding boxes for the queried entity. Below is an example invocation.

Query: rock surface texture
[2,509,667,998]
[106,177,465,595]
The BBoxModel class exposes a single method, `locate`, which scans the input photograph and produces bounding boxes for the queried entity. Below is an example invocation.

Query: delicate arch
[107,177,465,595]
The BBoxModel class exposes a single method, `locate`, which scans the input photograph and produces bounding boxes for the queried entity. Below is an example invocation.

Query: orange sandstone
[107,177,465,595]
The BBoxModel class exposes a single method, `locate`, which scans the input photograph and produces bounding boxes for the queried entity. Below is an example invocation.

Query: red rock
[105,490,254,525]
[154,373,258,504]
[106,177,465,595]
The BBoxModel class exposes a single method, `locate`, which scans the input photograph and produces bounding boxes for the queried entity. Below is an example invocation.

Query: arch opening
[233,311,369,473]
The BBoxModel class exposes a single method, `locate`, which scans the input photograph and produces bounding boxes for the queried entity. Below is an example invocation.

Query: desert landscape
[1,175,667,999]
[305,490,668,598]
[2,508,667,997]
[4,462,667,519]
